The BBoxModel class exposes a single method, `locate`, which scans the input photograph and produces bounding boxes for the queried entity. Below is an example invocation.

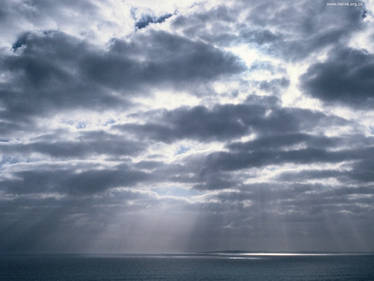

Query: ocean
[1,253,373,281]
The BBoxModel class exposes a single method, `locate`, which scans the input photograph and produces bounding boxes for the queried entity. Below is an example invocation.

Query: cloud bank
[0,0,373,253]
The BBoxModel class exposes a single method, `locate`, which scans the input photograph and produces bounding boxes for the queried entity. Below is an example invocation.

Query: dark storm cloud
[0,30,244,134]
[118,98,346,142]
[170,133,374,190]
[131,133,372,192]
[0,31,122,134]
[135,13,173,29]
[346,159,374,183]
[0,163,150,195]
[301,47,374,108]
[276,169,345,182]
[201,146,374,173]
[108,31,245,87]
[0,130,145,158]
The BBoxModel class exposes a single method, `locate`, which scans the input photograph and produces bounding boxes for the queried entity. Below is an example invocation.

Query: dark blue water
[1,253,374,281]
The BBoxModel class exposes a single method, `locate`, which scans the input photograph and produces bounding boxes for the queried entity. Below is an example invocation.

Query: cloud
[0,0,374,253]
[0,163,150,195]
[228,133,340,152]
[118,98,345,142]
[0,130,145,158]
[105,31,245,88]
[276,169,345,182]
[200,145,374,174]
[135,13,173,29]
[163,130,374,190]
[0,0,136,47]
[0,31,123,135]
[242,0,366,60]
[172,0,366,60]
[0,29,245,135]
[348,159,374,183]
[301,47,374,108]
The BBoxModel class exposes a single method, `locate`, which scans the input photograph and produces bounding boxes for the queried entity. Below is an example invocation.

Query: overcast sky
[0,0,374,253]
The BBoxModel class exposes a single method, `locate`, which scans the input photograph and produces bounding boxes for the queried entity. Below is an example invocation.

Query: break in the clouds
[0,0,374,254]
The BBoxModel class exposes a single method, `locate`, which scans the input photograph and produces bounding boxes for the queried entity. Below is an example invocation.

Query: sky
[0,0,374,254]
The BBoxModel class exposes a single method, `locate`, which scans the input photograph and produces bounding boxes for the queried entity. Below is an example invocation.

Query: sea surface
[1,253,374,281]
